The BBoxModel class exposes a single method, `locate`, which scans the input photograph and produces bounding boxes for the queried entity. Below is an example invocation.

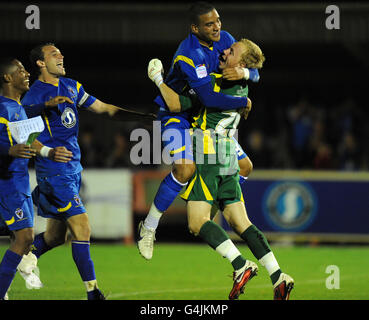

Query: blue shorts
[0,191,34,231]
[233,137,247,160]
[32,172,86,221]
[159,115,247,163]
[161,115,194,163]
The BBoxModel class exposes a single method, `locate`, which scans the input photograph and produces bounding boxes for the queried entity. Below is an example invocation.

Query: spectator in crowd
[338,131,360,170]
[287,98,314,168]
[79,126,101,168]
[104,132,133,168]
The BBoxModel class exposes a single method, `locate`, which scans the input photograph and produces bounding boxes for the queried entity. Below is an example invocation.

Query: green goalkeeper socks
[241,225,281,285]
[240,225,271,259]
[199,220,246,270]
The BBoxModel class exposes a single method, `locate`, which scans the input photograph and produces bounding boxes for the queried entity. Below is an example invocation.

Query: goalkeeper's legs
[67,213,105,300]
[223,202,294,299]
[187,201,258,300]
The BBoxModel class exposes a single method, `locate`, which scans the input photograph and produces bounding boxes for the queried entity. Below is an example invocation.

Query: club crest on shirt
[74,194,82,207]
[61,107,77,128]
[15,208,24,220]
[67,86,77,99]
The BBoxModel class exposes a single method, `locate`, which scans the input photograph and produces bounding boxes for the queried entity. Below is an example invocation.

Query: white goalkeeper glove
[148,58,164,87]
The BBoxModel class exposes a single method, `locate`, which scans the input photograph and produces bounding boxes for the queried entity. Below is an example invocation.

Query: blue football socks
[31,232,52,258]
[153,172,187,212]
[0,250,22,299]
[71,240,96,284]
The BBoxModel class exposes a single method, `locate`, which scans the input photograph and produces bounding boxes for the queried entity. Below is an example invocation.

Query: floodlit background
[0,1,369,300]
[1,0,368,242]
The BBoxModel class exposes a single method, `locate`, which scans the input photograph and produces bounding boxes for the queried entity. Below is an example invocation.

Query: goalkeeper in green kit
[147,39,294,300]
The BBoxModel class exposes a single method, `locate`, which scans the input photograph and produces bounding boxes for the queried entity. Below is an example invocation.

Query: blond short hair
[239,39,265,69]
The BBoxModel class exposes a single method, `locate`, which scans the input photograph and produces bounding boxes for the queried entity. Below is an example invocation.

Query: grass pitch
[1,243,368,300]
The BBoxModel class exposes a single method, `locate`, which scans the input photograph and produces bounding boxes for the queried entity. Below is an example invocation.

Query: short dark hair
[29,42,55,75]
[0,57,16,88]
[188,2,215,25]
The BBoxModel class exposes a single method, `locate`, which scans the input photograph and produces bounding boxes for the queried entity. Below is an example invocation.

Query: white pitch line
[92,278,328,300]
[81,275,360,300]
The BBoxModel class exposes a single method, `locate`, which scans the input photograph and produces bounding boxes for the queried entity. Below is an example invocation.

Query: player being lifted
[138,1,257,261]
[0,58,73,300]
[19,43,155,300]
[147,39,294,300]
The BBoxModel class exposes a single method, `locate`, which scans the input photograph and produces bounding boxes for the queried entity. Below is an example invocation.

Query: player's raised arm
[148,59,182,112]
[148,58,245,112]
[86,99,156,121]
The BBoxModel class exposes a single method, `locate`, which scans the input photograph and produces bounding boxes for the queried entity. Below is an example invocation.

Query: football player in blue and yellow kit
[21,43,155,300]
[138,2,257,259]
[0,58,73,300]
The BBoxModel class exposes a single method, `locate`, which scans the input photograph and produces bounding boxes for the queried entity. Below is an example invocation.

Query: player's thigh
[187,201,212,234]
[172,159,196,183]
[223,201,252,235]
[10,227,34,255]
[238,156,253,178]
[44,218,68,246]
[66,213,91,241]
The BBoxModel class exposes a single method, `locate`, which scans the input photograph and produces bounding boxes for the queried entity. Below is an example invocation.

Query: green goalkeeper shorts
[181,135,243,210]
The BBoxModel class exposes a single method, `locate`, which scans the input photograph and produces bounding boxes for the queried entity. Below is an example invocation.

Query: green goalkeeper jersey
[182,73,248,138]
[179,73,247,207]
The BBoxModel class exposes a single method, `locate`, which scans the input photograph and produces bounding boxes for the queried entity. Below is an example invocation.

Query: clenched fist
[148,58,164,87]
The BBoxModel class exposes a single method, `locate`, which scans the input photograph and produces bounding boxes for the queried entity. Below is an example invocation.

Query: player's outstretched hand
[8,144,36,158]
[222,66,245,81]
[49,146,73,163]
[148,59,164,87]
[45,96,73,107]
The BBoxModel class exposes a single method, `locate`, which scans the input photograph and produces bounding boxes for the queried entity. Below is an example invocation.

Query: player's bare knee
[188,221,199,235]
[173,162,195,183]
[67,213,91,241]
[188,217,208,236]
[14,228,34,251]
[73,224,91,241]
